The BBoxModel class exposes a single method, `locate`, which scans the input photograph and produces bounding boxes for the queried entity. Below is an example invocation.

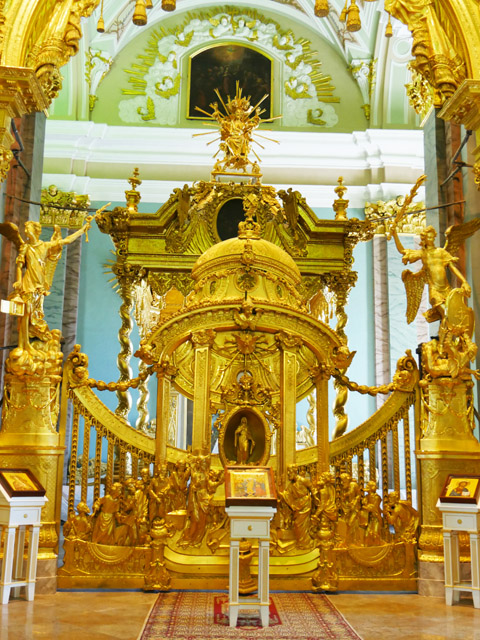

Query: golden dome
[192,235,301,285]
[188,228,303,310]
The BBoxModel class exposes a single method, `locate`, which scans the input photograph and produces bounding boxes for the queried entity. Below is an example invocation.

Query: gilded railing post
[191,329,215,454]
[276,331,302,482]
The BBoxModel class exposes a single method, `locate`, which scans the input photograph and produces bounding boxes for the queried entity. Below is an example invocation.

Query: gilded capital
[111,262,145,285]
[275,330,303,351]
[438,79,480,130]
[191,329,216,348]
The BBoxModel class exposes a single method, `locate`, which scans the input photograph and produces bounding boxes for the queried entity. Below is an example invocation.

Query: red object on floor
[139,590,362,639]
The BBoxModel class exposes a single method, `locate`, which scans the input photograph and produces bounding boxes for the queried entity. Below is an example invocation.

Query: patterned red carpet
[139,591,362,639]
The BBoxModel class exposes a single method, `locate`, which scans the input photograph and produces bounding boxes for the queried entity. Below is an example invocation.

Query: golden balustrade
[329,356,420,506]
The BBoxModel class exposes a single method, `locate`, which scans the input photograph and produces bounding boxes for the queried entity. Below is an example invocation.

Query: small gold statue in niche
[234,416,256,464]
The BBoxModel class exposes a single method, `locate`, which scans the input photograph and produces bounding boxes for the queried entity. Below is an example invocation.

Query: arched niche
[218,406,271,467]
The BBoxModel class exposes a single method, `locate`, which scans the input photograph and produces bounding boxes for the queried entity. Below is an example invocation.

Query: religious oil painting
[0,468,46,497]
[439,474,480,504]
[225,466,277,507]
[188,44,272,119]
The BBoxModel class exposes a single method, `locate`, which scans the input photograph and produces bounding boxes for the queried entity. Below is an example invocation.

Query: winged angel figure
[0,211,102,356]
[390,175,480,377]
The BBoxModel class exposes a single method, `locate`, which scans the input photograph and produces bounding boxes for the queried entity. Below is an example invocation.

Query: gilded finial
[333,177,349,221]
[125,167,142,213]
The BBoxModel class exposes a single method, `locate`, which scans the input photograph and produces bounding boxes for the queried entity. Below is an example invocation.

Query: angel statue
[391,222,479,325]
[390,175,480,378]
[1,206,107,356]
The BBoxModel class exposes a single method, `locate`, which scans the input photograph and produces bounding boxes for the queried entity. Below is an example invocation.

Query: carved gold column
[0,370,63,594]
[136,360,150,431]
[417,374,480,596]
[155,360,176,469]
[276,331,302,482]
[191,330,215,454]
[311,365,329,473]
[328,272,355,440]
[112,263,142,421]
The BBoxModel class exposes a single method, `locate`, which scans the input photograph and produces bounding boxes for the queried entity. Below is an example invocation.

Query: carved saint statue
[280,464,313,550]
[178,454,223,548]
[91,482,123,545]
[385,491,419,543]
[234,416,255,464]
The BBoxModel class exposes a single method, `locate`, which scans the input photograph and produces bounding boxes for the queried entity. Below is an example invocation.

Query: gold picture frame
[225,466,277,508]
[0,468,46,498]
[439,474,480,504]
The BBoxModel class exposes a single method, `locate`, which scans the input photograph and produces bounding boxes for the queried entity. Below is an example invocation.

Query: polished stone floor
[0,590,480,639]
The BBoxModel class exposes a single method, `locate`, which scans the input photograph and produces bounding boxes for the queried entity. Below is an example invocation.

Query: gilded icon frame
[225,465,277,507]
[439,474,480,504]
[0,468,46,497]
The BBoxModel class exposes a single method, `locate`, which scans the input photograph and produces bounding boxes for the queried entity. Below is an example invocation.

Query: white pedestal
[0,487,47,604]
[226,506,276,628]
[437,500,480,608]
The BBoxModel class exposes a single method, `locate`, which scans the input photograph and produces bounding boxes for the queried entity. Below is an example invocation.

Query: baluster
[357,450,365,488]
[345,456,352,476]
[392,421,400,494]
[106,441,114,492]
[381,434,388,507]
[368,441,376,483]
[94,430,102,502]
[68,409,80,515]
[131,454,139,479]
[403,411,412,502]
[119,449,127,482]
[81,418,90,503]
